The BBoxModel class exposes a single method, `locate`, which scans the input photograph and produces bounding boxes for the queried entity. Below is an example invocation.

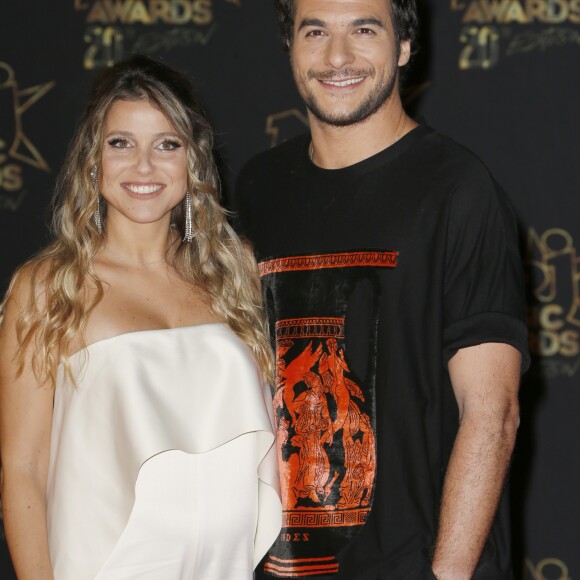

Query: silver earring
[183,192,193,243]
[91,165,103,235]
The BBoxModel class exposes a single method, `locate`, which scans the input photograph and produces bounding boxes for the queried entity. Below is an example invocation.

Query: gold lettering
[463,0,495,23]
[527,0,580,23]
[83,0,220,27]
[192,0,213,25]
[103,0,133,24]
[86,1,110,23]
[459,26,478,65]
[84,0,214,26]
[84,26,124,69]
[463,0,482,21]
[504,0,528,22]
[149,0,169,22]
[538,330,560,356]
[545,0,569,22]
[560,330,580,356]
[0,164,23,192]
[540,304,564,330]
[459,25,500,68]
[488,0,508,22]
[128,0,153,23]
[571,0,580,23]
[169,0,192,24]
[464,0,580,23]
[526,0,545,20]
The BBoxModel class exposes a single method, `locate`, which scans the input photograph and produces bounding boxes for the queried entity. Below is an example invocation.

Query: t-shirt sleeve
[442,168,530,370]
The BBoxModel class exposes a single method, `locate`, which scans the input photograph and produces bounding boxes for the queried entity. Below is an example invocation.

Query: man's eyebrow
[297,18,326,31]
[351,18,385,29]
[297,17,386,32]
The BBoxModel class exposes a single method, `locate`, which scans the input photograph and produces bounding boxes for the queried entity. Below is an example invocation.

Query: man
[235,0,529,578]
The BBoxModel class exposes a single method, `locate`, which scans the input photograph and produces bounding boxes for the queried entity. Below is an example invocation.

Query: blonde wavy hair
[1,55,273,385]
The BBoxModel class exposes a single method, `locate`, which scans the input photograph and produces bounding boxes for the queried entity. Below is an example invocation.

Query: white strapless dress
[46,323,281,580]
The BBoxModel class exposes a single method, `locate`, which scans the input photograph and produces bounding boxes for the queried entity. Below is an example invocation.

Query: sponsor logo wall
[0,1,578,577]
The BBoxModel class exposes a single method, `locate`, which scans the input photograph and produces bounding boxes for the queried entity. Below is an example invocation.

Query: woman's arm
[0,272,55,580]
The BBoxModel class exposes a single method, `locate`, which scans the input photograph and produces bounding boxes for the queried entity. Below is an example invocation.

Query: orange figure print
[273,318,376,521]
[260,254,393,576]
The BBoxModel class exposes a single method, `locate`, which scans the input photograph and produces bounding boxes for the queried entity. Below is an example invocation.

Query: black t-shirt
[235,124,529,580]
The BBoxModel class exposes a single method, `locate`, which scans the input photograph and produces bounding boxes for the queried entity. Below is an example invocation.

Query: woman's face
[99,98,188,230]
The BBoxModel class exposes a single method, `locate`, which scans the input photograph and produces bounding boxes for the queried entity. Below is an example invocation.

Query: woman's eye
[157,139,182,151]
[107,138,131,149]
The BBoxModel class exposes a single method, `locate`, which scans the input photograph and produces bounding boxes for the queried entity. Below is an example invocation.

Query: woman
[0,55,280,579]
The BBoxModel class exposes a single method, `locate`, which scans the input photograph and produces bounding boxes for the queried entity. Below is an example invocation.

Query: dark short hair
[274,0,419,62]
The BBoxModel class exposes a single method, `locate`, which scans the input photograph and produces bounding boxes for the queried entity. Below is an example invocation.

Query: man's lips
[318,76,365,88]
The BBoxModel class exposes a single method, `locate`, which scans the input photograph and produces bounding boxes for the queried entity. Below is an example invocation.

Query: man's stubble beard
[293,56,400,128]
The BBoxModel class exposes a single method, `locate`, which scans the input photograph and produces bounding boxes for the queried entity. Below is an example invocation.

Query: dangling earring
[183,192,193,243]
[91,165,103,235]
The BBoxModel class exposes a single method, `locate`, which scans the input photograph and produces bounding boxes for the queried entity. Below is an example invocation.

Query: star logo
[0,62,55,172]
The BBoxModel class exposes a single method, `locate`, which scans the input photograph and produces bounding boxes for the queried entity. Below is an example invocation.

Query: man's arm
[431,342,521,579]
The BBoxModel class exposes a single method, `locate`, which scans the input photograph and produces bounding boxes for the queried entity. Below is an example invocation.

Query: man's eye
[356,28,375,35]
[158,139,182,151]
[306,29,326,37]
[108,138,131,149]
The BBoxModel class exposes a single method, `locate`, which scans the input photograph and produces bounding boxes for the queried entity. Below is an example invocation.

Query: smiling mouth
[319,77,365,88]
[124,183,163,195]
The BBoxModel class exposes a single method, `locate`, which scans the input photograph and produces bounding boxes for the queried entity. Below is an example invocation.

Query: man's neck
[308,96,416,170]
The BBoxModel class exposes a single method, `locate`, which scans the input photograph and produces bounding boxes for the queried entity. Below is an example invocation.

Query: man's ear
[398,39,411,67]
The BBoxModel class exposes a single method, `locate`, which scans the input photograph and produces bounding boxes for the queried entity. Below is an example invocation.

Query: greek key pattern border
[259,251,399,276]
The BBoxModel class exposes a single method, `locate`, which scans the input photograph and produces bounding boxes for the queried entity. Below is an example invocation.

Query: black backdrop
[1,1,579,578]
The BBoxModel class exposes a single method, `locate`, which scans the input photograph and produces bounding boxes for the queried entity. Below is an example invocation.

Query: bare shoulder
[0,261,51,386]
[1,259,52,326]
[0,258,58,375]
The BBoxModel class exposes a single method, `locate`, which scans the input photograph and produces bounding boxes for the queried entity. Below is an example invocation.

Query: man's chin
[308,107,375,128]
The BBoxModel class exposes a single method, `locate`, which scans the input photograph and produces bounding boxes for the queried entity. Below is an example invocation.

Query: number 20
[459,26,500,70]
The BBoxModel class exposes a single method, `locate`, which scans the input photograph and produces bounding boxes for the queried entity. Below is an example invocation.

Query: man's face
[290,0,410,127]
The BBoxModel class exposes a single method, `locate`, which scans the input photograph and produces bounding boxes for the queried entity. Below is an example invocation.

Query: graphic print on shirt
[258,251,398,578]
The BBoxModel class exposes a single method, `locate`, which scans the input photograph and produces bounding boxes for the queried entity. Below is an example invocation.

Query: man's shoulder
[417,129,520,233]
[416,125,492,178]
[237,133,309,186]
[414,125,507,203]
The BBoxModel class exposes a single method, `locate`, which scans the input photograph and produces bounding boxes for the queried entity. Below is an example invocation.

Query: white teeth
[322,77,364,87]
[126,184,162,194]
